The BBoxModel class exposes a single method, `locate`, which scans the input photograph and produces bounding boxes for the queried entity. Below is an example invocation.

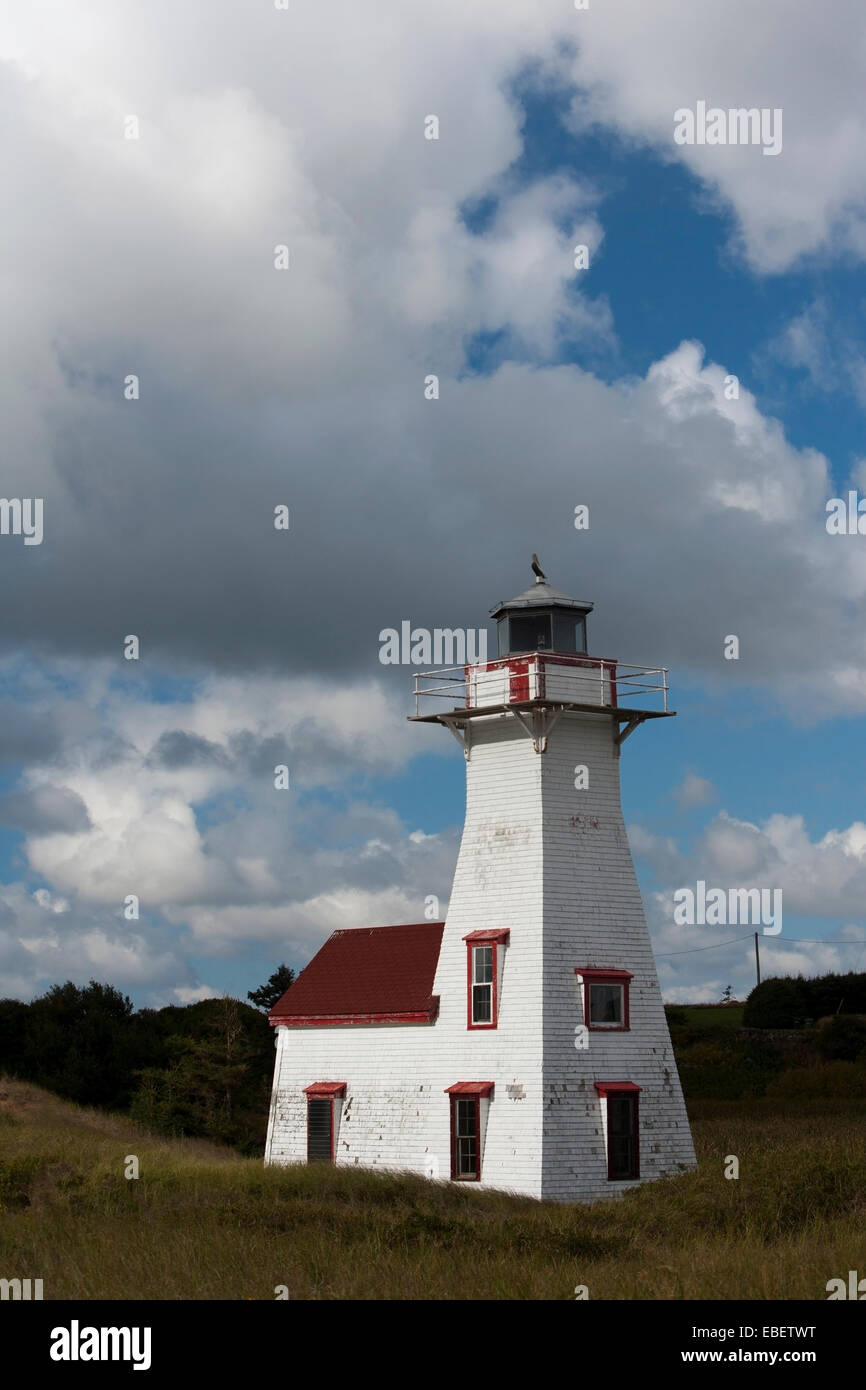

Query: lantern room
[411,563,672,749]
[490,577,594,658]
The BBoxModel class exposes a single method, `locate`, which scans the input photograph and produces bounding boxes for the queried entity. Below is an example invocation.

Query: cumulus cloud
[671,773,718,809]
[171,984,224,1005]
[16,665,446,904]
[564,0,866,272]
[0,659,458,995]
[628,805,866,999]
[0,877,188,1001]
[646,888,866,1004]
[636,808,866,932]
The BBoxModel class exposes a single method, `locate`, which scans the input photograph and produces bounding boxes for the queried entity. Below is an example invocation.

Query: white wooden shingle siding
[266,706,696,1201]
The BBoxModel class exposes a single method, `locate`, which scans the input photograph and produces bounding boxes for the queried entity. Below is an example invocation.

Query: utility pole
[754,931,761,986]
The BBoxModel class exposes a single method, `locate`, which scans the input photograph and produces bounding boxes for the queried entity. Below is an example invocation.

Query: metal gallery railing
[412,654,669,715]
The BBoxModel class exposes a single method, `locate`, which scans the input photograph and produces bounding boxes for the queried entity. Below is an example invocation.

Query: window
[471,946,493,1023]
[464,930,509,1029]
[306,1098,332,1162]
[595,1083,640,1180]
[608,1095,637,1178]
[446,1082,494,1181]
[591,983,623,1026]
[453,1098,479,1179]
[303,1082,346,1164]
[575,968,632,1031]
[510,613,552,653]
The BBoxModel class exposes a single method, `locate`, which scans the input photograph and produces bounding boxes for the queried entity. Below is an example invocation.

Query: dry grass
[1,1078,864,1300]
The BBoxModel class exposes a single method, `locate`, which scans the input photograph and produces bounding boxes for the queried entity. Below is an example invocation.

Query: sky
[2,0,866,1007]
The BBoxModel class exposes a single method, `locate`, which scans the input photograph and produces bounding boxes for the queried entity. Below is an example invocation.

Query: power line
[765,935,866,946]
[656,934,752,957]
[655,933,865,958]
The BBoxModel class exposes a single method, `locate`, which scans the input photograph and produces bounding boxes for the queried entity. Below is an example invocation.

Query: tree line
[0,965,295,1155]
[2,967,863,1149]
[742,970,866,1031]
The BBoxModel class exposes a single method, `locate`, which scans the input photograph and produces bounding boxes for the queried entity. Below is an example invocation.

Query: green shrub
[744,972,866,1028]
[675,1035,782,1099]
[743,976,809,1028]
[807,972,866,1018]
[815,1015,866,1062]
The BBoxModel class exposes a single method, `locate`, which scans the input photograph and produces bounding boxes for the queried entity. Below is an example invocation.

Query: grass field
[1,1076,864,1300]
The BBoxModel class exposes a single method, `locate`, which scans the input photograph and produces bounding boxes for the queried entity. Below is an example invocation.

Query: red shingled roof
[269,922,444,1027]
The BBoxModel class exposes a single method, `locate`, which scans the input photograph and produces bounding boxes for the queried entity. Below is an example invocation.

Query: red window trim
[575,968,632,1031]
[464,934,508,1030]
[450,1094,480,1180]
[594,1082,641,1181]
[576,969,633,980]
[446,1084,493,1181]
[303,1082,347,1097]
[274,1002,439,1028]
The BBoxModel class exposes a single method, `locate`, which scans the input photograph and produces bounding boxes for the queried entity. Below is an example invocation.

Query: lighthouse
[264,565,696,1201]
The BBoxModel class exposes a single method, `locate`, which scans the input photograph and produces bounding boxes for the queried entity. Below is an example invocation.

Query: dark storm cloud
[0,787,92,834]
[1,362,850,714]
[225,731,293,779]
[147,729,230,770]
[0,705,67,764]
[0,698,132,773]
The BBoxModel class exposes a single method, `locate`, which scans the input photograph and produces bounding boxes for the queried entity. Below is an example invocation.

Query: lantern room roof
[489,578,594,618]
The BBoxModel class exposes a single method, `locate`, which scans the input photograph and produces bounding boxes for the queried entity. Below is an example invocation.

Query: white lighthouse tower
[265,565,696,1201]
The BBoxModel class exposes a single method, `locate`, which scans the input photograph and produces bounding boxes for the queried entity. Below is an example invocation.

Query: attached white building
[265,571,696,1201]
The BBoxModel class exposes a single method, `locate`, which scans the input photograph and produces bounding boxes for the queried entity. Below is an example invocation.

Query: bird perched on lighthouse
[531,553,547,582]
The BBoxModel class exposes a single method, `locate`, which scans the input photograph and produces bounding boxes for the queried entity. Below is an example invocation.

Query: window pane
[306,1098,331,1163]
[590,983,622,1024]
[453,1097,480,1178]
[610,1136,634,1178]
[457,1137,477,1175]
[456,1099,476,1135]
[609,1096,633,1134]
[510,614,552,652]
[608,1096,637,1178]
[473,946,493,983]
[472,983,492,1023]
